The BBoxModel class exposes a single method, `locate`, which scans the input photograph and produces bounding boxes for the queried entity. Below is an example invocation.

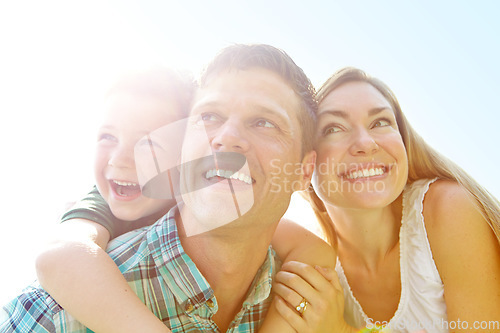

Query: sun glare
[0,1,230,303]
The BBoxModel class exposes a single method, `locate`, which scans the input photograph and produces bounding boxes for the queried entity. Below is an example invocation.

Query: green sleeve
[60,186,118,237]
[60,186,162,239]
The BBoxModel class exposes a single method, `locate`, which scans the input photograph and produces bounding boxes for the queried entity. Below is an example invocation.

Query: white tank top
[336,178,449,333]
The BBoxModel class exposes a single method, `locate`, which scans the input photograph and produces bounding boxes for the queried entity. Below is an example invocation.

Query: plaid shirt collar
[146,206,277,316]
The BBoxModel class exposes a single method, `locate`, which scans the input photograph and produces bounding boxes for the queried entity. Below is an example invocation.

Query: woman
[275,67,500,332]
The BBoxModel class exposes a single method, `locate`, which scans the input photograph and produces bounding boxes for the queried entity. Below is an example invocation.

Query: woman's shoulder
[421,179,493,256]
[420,183,500,324]
[422,179,475,225]
[422,178,497,265]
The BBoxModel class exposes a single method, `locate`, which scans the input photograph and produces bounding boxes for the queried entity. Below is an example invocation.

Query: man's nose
[210,120,250,153]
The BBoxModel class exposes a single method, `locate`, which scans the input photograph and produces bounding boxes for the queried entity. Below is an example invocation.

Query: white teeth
[233,172,252,184]
[346,167,385,180]
[205,169,253,185]
[113,180,138,186]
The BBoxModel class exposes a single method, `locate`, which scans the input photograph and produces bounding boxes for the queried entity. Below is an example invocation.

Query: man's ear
[298,150,316,191]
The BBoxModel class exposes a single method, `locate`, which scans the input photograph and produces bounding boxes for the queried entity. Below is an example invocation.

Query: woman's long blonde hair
[305,67,500,246]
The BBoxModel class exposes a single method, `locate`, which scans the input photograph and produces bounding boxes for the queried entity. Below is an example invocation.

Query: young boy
[33,66,337,332]
[36,67,192,333]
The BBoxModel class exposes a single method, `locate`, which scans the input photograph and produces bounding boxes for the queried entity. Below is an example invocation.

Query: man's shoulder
[105,213,177,276]
[0,283,82,332]
[105,226,155,272]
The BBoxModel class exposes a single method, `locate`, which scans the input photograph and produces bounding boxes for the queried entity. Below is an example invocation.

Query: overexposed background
[1,0,499,304]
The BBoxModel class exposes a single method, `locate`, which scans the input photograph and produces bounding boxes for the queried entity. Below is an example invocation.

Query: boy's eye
[98,133,117,142]
[137,137,162,150]
[255,119,276,128]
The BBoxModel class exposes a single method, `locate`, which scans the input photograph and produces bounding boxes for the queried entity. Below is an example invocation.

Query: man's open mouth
[201,152,253,186]
[205,169,254,185]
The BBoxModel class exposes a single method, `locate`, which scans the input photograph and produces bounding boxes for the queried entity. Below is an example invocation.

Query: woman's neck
[327,195,403,272]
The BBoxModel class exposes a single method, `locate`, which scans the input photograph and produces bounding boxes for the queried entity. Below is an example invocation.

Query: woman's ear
[298,150,316,191]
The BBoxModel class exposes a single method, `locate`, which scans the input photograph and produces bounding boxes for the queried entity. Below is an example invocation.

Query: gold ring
[295,297,308,316]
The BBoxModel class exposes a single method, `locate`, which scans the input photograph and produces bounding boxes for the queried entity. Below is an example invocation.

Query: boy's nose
[108,145,135,169]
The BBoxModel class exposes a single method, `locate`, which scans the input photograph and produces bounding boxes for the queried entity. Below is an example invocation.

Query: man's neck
[177,214,277,331]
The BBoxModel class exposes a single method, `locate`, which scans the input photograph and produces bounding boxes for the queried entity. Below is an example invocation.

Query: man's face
[179,68,313,234]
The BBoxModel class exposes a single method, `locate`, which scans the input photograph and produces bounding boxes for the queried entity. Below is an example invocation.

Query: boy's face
[94,92,183,221]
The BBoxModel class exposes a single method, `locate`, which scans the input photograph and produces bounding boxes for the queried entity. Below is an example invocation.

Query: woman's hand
[272,261,353,333]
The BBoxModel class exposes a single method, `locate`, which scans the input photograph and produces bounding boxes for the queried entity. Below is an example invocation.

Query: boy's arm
[259,219,342,332]
[36,186,171,332]
[35,219,171,333]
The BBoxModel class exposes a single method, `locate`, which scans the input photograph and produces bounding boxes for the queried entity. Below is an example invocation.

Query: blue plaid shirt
[1,206,280,332]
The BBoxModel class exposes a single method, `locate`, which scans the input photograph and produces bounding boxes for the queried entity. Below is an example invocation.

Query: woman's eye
[372,118,391,128]
[255,119,276,128]
[323,125,343,135]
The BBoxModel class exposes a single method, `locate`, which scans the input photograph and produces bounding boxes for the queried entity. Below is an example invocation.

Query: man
[1,44,320,332]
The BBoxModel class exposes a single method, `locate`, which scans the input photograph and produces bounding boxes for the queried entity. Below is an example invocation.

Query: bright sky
[1,0,499,304]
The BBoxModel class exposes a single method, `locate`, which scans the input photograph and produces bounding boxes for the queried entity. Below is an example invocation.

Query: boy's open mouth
[111,180,141,197]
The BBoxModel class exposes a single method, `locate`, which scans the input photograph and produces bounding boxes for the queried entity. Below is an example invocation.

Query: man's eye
[201,113,218,122]
[255,119,276,128]
[193,113,220,127]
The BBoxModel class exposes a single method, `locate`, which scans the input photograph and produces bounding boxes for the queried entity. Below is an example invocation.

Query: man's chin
[179,194,254,236]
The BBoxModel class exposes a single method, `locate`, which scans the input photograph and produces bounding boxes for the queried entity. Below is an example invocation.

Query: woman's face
[313,81,408,210]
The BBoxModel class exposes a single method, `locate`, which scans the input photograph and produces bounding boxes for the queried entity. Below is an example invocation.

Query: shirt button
[185,300,194,312]
[206,299,215,308]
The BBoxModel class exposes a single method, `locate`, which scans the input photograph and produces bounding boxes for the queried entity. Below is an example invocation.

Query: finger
[274,296,308,332]
[275,270,326,318]
[313,265,344,295]
[314,265,336,281]
[278,265,343,321]
[273,280,303,309]
[275,270,317,302]
[281,261,332,293]
[329,269,343,292]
